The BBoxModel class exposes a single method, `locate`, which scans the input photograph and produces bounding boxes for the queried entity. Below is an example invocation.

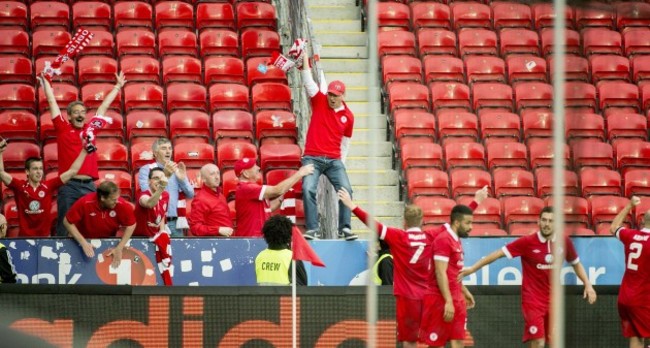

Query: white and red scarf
[43,28,94,82]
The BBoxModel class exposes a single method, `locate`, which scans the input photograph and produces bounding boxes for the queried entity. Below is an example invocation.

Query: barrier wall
[1,237,626,286]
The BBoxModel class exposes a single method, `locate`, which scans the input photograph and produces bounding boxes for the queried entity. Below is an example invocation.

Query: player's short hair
[261,215,293,249]
[540,206,554,217]
[404,204,423,228]
[24,157,43,170]
[149,167,165,180]
[450,205,473,224]
[66,101,86,115]
[97,181,119,199]
[152,137,172,152]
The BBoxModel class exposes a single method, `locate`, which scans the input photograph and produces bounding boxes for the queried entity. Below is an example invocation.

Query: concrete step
[345,156,392,170]
[308,6,361,20]
[325,72,369,87]
[347,142,392,156]
[353,114,388,129]
[319,58,368,73]
[348,169,398,186]
[312,20,361,32]
[317,32,367,46]
[349,200,404,216]
[351,185,400,201]
[310,0,357,6]
[320,45,368,59]
[346,101,381,114]
[343,86,370,102]
[352,216,403,231]
[352,128,391,142]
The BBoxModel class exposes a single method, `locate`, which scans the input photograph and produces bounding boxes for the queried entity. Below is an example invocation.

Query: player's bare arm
[95,72,126,116]
[610,196,640,234]
[36,73,62,118]
[572,261,597,304]
[64,217,95,258]
[459,249,506,280]
[59,147,89,183]
[435,260,455,322]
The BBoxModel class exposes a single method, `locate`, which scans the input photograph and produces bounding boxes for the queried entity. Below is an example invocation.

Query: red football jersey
[66,193,136,238]
[234,182,270,237]
[352,207,434,299]
[53,114,99,178]
[431,224,465,300]
[616,228,650,307]
[303,92,354,159]
[134,190,169,237]
[503,232,579,309]
[8,177,63,237]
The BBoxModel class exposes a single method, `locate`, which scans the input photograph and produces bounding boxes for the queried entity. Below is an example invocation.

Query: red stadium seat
[0,56,33,84]
[631,55,650,85]
[80,83,121,112]
[531,3,574,30]
[0,111,37,142]
[598,81,640,111]
[549,56,589,82]
[581,168,622,197]
[256,110,297,144]
[406,168,450,199]
[95,110,124,142]
[607,113,647,144]
[529,139,570,169]
[582,28,622,56]
[169,110,210,140]
[514,82,553,111]
[564,82,597,112]
[400,142,443,172]
[377,2,410,31]
[35,56,75,84]
[491,2,532,30]
[451,2,491,30]
[37,83,76,114]
[479,111,521,143]
[493,169,534,197]
[410,2,451,30]
[616,2,650,30]
[162,56,202,84]
[113,1,153,30]
[635,200,650,227]
[384,55,424,85]
[540,28,580,57]
[39,112,58,144]
[130,140,155,171]
[73,2,111,31]
[32,30,71,58]
[158,30,198,57]
[236,2,277,31]
[615,141,650,174]
[471,82,513,111]
[216,141,257,170]
[445,142,486,170]
[213,110,254,144]
[506,55,547,84]
[42,142,58,173]
[0,29,28,56]
[97,170,133,200]
[266,169,302,196]
[487,142,528,171]
[199,29,239,58]
[416,197,457,228]
[499,29,540,56]
[422,56,462,84]
[393,110,436,142]
[222,170,239,201]
[642,84,650,113]
[417,29,456,57]
[457,29,497,57]
[464,56,505,84]
[196,3,235,32]
[173,142,215,169]
[502,196,544,231]
[240,29,280,60]
[450,168,491,198]
[96,142,128,171]
[246,57,288,86]
[471,228,508,236]
[120,56,160,84]
[623,29,650,57]
[545,196,590,228]
[116,29,156,57]
[251,83,291,112]
[126,110,168,141]
[590,196,631,234]
[572,140,614,170]
[165,83,207,112]
[204,56,245,85]
[429,82,470,110]
[0,1,27,30]
[259,143,301,173]
[209,83,249,112]
[565,112,605,143]
[30,1,70,31]
[80,30,115,57]
[575,4,614,30]
[590,55,631,83]
[78,57,118,85]
[535,168,580,197]
[154,1,194,30]
[3,199,19,237]
[379,30,416,56]
[458,196,502,229]
[386,82,430,112]
[437,110,478,142]
[625,170,650,199]
[124,83,164,112]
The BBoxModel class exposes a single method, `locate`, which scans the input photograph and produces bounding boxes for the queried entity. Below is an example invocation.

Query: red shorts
[420,294,466,346]
[618,302,650,338]
[522,304,549,343]
[395,296,423,343]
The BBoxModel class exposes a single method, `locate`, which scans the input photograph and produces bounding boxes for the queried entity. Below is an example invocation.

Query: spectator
[189,164,233,237]
[0,214,17,283]
[373,240,394,286]
[63,181,136,268]
[37,72,127,237]
[234,158,313,237]
[138,138,194,237]
[300,48,357,241]
[255,215,307,286]
[0,138,87,237]
[133,168,169,237]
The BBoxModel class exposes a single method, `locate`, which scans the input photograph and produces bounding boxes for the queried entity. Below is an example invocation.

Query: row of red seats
[0,81,292,113]
[0,55,287,86]
[0,1,276,32]
[0,28,280,59]
[375,2,650,32]
[378,27,650,59]
[382,54,650,89]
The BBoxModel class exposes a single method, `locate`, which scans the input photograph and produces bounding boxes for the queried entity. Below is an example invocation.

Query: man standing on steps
[300,46,357,241]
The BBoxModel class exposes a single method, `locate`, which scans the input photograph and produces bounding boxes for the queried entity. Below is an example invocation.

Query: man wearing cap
[301,49,357,241]
[234,158,314,237]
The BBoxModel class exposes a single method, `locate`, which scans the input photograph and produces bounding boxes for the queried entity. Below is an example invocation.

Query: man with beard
[38,72,127,237]
[0,138,87,237]
[458,206,597,348]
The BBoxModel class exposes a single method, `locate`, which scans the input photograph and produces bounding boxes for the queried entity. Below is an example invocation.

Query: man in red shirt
[234,158,314,237]
[134,168,169,237]
[300,51,356,241]
[0,138,87,237]
[459,206,597,348]
[189,164,233,237]
[38,72,126,237]
[610,196,650,348]
[64,181,136,269]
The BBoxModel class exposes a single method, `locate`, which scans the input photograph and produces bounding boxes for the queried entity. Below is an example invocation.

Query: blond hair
[404,205,423,228]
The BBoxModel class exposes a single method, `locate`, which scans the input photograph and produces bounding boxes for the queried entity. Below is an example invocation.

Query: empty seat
[72,2,112,31]
[212,110,254,144]
[565,112,605,143]
[451,2,491,30]
[572,140,614,169]
[631,55,650,84]
[0,56,33,84]
[158,30,198,57]
[81,83,121,112]
[162,56,202,84]
[590,196,630,234]
[437,110,479,142]
[80,30,115,57]
[417,29,456,56]
[256,110,297,144]
[384,55,424,86]
[458,196,502,229]
[449,168,491,198]
[564,82,597,112]
[204,56,245,85]
[430,82,470,110]
[387,82,430,112]
[491,2,532,30]
[126,110,167,141]
[96,142,128,171]
[124,83,164,111]
[120,56,160,83]
[598,81,640,111]
[545,196,590,228]
[37,83,76,114]
[393,109,436,142]
[494,169,534,197]
[514,82,552,111]
[471,82,513,111]
[607,113,648,144]
[200,29,239,58]
[499,29,540,56]
[406,168,450,199]
[615,141,650,174]
[623,29,650,57]
[549,55,589,82]
[130,140,156,171]
[241,29,280,60]
[196,3,235,32]
[479,111,521,143]
[444,142,486,170]
[531,3,574,30]
[209,83,249,112]
[154,1,194,30]
[266,169,302,196]
[529,139,570,168]
[173,142,215,168]
[42,142,58,172]
[624,170,650,197]
[590,55,631,83]
[0,1,28,29]
[259,143,301,173]
[246,57,288,86]
[379,30,417,56]
[116,29,156,57]
[540,28,580,56]
[581,168,622,197]
[410,2,451,30]
[643,84,650,113]
[464,56,505,84]
[401,142,443,172]
[113,1,153,30]
[169,110,210,142]
[216,141,257,170]
[502,196,544,231]
[487,142,528,171]
[166,83,207,112]
[236,2,277,31]
[251,82,292,112]
[575,3,614,29]
[506,55,547,84]
[30,1,70,30]
[535,167,580,197]
[78,57,118,85]
[616,2,650,30]
[0,29,28,56]
[32,30,71,58]
[416,196,457,227]
[0,111,36,142]
[423,56,463,84]
[458,29,497,57]
[583,28,622,56]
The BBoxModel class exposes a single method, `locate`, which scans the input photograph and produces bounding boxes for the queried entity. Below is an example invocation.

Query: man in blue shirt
[138,138,194,237]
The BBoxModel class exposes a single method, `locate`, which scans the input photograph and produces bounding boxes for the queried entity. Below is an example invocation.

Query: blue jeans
[166,219,184,238]
[301,156,353,233]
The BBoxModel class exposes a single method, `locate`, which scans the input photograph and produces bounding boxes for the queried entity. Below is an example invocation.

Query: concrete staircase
[308,0,403,235]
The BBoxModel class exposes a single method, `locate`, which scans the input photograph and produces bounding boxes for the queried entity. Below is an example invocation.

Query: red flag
[291,227,325,267]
